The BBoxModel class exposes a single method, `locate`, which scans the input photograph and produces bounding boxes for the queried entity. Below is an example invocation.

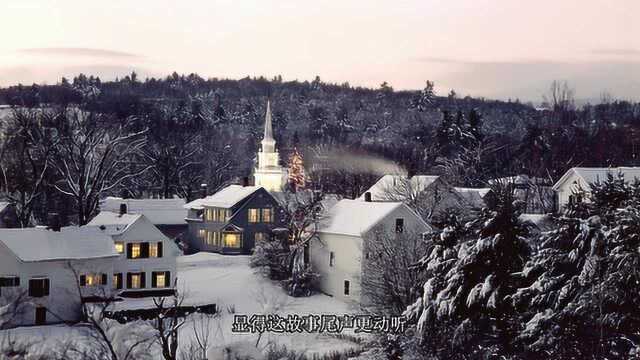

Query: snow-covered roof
[100,197,187,225]
[87,211,143,236]
[320,199,404,237]
[552,167,640,191]
[358,175,440,201]
[489,175,550,186]
[184,185,263,210]
[454,187,492,207]
[0,202,10,213]
[0,226,118,262]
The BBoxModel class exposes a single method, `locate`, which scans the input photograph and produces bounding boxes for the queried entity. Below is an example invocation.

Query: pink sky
[1,0,639,101]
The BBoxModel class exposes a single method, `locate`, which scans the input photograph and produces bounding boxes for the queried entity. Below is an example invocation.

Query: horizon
[1,0,639,102]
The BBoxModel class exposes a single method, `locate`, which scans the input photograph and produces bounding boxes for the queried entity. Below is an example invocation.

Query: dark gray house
[183,184,285,255]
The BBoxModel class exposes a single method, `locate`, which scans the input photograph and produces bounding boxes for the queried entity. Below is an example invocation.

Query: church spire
[264,100,274,141]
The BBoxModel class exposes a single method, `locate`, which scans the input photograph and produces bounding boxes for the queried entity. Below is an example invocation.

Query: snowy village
[0,2,639,360]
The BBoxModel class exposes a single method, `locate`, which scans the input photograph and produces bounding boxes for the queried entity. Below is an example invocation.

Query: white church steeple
[253,100,287,192]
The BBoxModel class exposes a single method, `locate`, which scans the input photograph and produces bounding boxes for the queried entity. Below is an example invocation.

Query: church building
[253,101,288,192]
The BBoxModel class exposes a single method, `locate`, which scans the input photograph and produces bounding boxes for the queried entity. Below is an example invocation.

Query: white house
[88,210,178,297]
[553,167,640,211]
[99,197,188,240]
[309,199,431,303]
[0,226,118,326]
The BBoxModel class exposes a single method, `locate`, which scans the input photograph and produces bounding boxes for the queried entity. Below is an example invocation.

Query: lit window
[150,243,158,258]
[130,274,141,289]
[224,233,241,248]
[131,244,141,258]
[153,272,167,288]
[255,232,266,242]
[248,209,259,223]
[80,274,106,287]
[114,242,124,254]
[198,229,206,239]
[113,273,122,290]
[261,208,273,223]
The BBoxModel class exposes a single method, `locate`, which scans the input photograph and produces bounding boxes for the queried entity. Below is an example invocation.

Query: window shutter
[126,273,132,289]
[0,277,7,287]
[79,275,86,286]
[141,243,150,258]
[44,279,50,296]
[151,272,157,288]
[15,277,19,287]
[140,272,146,288]
[101,274,107,286]
[157,242,163,258]
[126,243,133,259]
[28,279,36,297]
[165,271,171,287]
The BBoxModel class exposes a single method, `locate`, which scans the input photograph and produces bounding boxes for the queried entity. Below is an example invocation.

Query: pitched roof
[454,187,492,207]
[87,211,143,236]
[0,226,118,262]
[0,202,10,213]
[100,197,187,225]
[489,175,550,186]
[320,199,405,237]
[552,167,640,191]
[184,185,263,210]
[264,100,274,141]
[358,175,440,201]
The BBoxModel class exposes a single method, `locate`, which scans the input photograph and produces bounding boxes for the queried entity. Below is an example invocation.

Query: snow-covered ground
[1,253,367,358]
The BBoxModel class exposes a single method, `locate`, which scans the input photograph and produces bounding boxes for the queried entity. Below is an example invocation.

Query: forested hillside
[1,73,639,225]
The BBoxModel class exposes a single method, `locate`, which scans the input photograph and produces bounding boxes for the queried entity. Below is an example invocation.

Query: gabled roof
[100,197,187,225]
[184,185,263,210]
[489,175,551,186]
[358,175,440,201]
[320,199,417,237]
[552,167,640,191]
[0,201,10,213]
[87,211,143,236]
[454,187,492,207]
[0,226,118,262]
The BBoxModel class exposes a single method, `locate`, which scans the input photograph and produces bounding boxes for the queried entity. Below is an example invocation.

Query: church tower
[253,100,287,192]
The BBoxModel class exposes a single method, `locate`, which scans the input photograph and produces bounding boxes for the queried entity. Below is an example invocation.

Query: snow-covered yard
[1,253,367,358]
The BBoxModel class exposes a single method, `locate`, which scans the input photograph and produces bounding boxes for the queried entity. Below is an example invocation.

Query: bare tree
[152,287,186,360]
[543,80,575,113]
[48,109,150,225]
[0,108,55,227]
[360,228,427,315]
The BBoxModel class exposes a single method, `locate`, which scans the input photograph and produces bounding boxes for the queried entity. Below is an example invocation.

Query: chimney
[242,177,250,187]
[47,213,61,232]
[200,183,208,199]
[364,192,372,202]
[119,203,127,216]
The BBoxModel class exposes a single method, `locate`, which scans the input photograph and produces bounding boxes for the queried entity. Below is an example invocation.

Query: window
[254,232,266,242]
[198,229,206,239]
[80,273,107,287]
[248,209,260,223]
[0,276,20,296]
[223,232,241,248]
[329,252,335,267]
[35,307,47,325]
[131,244,141,259]
[113,273,123,290]
[150,243,158,258]
[127,272,146,289]
[28,278,50,297]
[395,218,404,233]
[152,271,171,288]
[261,208,273,223]
[344,280,350,296]
[114,242,124,254]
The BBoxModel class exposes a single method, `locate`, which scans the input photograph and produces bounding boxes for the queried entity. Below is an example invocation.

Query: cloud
[591,48,640,56]
[19,47,142,59]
